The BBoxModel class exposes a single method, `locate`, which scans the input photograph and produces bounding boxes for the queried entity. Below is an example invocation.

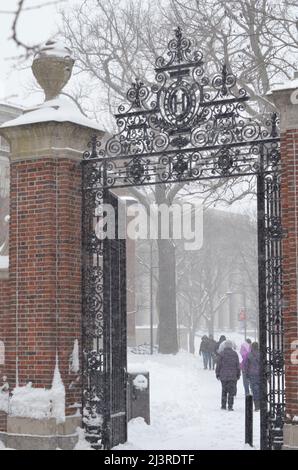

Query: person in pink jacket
[240,339,252,396]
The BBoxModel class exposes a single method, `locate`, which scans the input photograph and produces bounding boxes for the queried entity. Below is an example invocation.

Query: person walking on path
[214,335,226,364]
[199,335,210,370]
[240,338,252,396]
[215,340,240,411]
[208,334,217,370]
[244,342,260,411]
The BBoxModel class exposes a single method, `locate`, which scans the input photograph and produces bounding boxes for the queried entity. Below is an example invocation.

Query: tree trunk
[154,184,178,354]
[189,328,195,354]
[157,238,178,353]
[188,299,195,354]
[208,315,214,336]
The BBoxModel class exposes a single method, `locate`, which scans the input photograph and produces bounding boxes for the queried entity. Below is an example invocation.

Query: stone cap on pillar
[267,72,298,131]
[0,39,104,162]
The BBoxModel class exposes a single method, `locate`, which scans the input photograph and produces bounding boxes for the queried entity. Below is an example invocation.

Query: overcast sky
[0,0,67,106]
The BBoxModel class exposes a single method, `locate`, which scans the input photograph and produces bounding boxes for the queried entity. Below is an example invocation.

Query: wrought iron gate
[82,27,284,450]
[82,182,127,449]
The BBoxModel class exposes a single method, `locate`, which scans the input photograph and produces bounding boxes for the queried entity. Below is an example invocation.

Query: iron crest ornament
[161,79,199,127]
[82,27,284,450]
[83,26,279,188]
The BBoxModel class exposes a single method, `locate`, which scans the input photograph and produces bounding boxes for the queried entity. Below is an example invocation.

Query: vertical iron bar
[120,233,128,445]
[257,145,268,450]
[102,154,112,449]
[150,240,154,355]
[266,175,273,450]
[81,160,86,439]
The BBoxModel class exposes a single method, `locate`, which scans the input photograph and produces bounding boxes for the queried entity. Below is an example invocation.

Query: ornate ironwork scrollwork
[155,26,203,69]
[266,216,283,241]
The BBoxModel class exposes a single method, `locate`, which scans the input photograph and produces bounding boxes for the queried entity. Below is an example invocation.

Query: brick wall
[5,157,82,415]
[281,129,298,421]
[0,412,7,433]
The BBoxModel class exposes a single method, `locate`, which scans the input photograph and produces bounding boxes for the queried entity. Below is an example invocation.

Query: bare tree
[167,0,298,114]
[61,0,298,124]
[59,0,295,353]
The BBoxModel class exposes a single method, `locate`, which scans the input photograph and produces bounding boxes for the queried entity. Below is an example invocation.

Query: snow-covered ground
[0,331,259,451]
[0,440,13,451]
[116,332,260,451]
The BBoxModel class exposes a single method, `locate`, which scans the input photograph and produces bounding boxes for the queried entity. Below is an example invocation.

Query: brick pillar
[0,40,104,449]
[270,77,298,449]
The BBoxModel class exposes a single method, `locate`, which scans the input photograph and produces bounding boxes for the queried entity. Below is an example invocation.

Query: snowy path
[116,351,259,450]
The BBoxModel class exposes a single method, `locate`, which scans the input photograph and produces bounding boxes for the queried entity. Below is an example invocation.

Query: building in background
[0,102,22,197]
[0,102,22,273]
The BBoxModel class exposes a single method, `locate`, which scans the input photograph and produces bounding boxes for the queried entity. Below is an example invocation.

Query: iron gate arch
[82,27,284,450]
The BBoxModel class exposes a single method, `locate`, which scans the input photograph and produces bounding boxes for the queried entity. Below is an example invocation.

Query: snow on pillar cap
[34,39,74,60]
[32,39,75,101]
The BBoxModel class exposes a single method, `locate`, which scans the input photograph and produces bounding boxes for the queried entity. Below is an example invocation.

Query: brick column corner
[270,75,298,449]
[0,38,107,450]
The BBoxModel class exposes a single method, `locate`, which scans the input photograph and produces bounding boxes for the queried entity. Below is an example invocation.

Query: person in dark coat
[208,334,217,370]
[244,342,260,411]
[199,335,210,370]
[215,340,240,410]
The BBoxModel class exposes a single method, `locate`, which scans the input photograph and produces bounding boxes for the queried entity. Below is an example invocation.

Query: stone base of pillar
[283,424,298,450]
[0,416,81,450]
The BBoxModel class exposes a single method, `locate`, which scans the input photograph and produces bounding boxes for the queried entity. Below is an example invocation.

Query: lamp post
[226,290,234,330]
[228,271,249,335]
[214,291,233,333]
[243,290,247,340]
